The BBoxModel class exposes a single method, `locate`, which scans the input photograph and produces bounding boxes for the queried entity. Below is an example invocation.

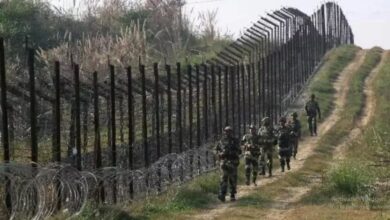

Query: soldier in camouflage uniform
[215,126,241,202]
[289,112,301,159]
[258,117,277,177]
[241,125,261,186]
[277,117,292,172]
[305,94,321,136]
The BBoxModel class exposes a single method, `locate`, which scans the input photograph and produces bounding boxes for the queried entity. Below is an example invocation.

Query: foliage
[0,0,231,64]
[327,161,375,196]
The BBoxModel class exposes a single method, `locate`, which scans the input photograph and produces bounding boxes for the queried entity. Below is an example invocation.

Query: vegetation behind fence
[0,2,353,219]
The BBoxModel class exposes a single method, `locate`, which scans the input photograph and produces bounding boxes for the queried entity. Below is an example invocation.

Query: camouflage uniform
[289,113,301,159]
[215,127,241,202]
[258,117,277,177]
[305,95,321,136]
[277,117,292,172]
[241,127,261,185]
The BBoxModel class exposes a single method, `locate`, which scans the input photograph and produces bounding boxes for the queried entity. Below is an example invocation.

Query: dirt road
[191,49,373,220]
[266,50,386,220]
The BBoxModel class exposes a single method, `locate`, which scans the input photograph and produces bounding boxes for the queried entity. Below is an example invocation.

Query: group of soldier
[215,94,321,202]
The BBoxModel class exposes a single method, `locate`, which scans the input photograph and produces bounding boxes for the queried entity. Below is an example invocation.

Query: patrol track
[266,49,386,220]
[189,50,368,220]
[334,50,388,160]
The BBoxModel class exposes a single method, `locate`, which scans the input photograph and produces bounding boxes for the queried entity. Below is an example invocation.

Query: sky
[182,0,390,49]
[51,0,390,49]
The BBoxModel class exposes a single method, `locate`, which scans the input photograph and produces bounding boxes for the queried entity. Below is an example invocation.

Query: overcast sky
[183,0,390,49]
[52,0,390,49]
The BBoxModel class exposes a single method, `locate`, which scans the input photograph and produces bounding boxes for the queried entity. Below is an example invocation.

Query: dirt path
[190,50,367,220]
[334,51,388,160]
[266,50,386,220]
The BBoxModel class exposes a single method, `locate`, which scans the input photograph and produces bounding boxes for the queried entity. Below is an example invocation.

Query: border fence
[0,2,353,219]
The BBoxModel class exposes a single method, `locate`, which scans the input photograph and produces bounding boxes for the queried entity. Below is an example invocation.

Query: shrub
[327,161,374,196]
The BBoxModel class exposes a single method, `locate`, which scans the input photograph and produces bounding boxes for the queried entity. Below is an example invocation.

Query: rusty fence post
[126,66,134,199]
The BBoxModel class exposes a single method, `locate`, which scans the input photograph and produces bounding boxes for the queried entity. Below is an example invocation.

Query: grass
[300,47,383,204]
[49,45,385,219]
[125,45,364,219]
[308,45,360,120]
[215,46,384,219]
[327,161,375,196]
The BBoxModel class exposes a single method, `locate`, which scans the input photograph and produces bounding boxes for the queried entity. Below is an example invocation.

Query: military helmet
[261,117,271,126]
[249,124,256,130]
[224,126,233,132]
[279,117,287,123]
[311,94,316,99]
[291,112,298,117]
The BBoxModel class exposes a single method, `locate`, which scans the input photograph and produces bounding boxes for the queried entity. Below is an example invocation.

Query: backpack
[306,100,317,114]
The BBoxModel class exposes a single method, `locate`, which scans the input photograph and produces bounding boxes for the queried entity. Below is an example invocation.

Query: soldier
[305,94,321,136]
[258,117,277,177]
[215,126,241,202]
[241,125,261,186]
[289,112,301,159]
[277,117,292,172]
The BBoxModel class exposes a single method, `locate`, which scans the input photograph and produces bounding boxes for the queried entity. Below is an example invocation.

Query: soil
[190,49,380,220]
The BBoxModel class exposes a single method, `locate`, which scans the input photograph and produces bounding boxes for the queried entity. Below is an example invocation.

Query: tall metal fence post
[217,66,222,135]
[241,64,246,130]
[202,64,209,167]
[154,63,162,192]
[187,64,194,175]
[202,64,208,140]
[224,65,229,126]
[53,61,61,163]
[246,64,252,125]
[154,63,161,159]
[93,71,104,202]
[140,64,148,167]
[176,63,183,153]
[28,49,38,166]
[53,61,61,210]
[166,64,173,180]
[126,66,134,199]
[109,65,117,203]
[236,64,241,137]
[195,65,201,172]
[73,64,82,170]
[211,65,217,139]
[0,37,12,213]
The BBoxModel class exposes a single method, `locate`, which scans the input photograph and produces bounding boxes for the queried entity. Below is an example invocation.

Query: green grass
[53,45,377,219]
[308,45,360,119]
[238,47,383,204]
[301,47,384,207]
[235,45,362,201]
[327,161,375,196]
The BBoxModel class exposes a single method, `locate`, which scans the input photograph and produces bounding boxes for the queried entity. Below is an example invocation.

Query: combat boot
[218,194,226,202]
[230,194,236,202]
[268,168,272,177]
[252,177,257,186]
[245,179,250,186]
[261,167,266,175]
[287,161,291,170]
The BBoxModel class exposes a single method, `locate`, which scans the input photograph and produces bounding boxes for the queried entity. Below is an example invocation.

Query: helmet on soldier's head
[311,94,316,99]
[249,124,256,130]
[279,117,287,124]
[224,126,233,132]
[291,112,298,118]
[261,117,271,126]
